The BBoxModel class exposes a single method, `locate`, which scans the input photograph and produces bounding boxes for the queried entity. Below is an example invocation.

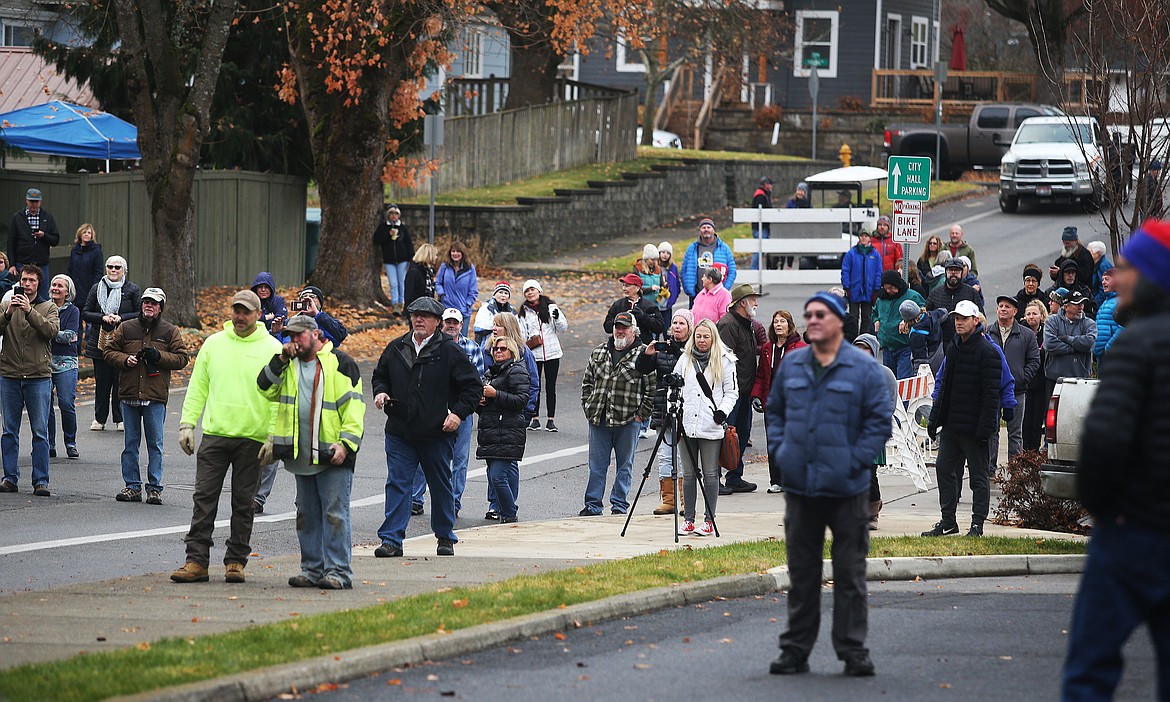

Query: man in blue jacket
[766,291,893,678]
[840,228,883,334]
[680,218,736,306]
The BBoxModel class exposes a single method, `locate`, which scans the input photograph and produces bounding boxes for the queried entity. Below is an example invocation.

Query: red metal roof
[0,47,95,114]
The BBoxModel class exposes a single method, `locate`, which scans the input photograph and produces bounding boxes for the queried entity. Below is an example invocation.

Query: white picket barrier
[879,364,936,491]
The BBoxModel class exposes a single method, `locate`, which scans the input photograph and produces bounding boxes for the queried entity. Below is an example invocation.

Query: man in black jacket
[922,300,1001,537]
[986,295,1040,469]
[371,296,481,558]
[8,188,60,294]
[717,283,761,494]
[1062,219,1170,699]
[605,273,665,344]
[1049,225,1095,290]
[926,259,982,345]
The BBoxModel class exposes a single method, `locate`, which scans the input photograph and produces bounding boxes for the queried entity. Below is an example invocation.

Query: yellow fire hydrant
[839,143,852,168]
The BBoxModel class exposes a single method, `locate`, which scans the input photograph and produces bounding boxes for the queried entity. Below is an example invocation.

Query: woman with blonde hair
[82,255,141,430]
[476,336,530,523]
[481,312,541,520]
[403,242,438,311]
[673,319,738,537]
[68,224,104,332]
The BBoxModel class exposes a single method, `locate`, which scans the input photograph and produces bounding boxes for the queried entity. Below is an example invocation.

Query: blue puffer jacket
[840,244,882,303]
[435,262,479,318]
[766,343,894,498]
[680,238,736,297]
[1093,292,1122,360]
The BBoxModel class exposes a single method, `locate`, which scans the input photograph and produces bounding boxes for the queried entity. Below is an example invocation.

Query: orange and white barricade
[880,364,935,491]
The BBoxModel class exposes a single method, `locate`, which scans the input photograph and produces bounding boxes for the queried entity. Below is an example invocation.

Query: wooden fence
[389,92,639,201]
[0,170,307,288]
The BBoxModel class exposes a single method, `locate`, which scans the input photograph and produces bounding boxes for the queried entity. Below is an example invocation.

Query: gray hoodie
[853,333,899,401]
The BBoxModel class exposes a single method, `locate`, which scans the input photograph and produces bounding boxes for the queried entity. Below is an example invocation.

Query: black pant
[92,358,122,424]
[869,465,881,503]
[536,358,560,418]
[935,430,991,527]
[780,491,870,658]
[726,395,752,482]
[1022,380,1048,451]
[849,301,874,335]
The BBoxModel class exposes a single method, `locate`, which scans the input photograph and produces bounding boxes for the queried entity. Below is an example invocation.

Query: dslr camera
[661,372,686,389]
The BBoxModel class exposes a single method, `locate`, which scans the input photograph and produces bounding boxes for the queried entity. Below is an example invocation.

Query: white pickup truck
[1040,378,1100,499]
[999,116,1104,213]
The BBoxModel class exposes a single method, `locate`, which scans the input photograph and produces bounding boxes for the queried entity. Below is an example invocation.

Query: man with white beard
[716,283,761,494]
[579,312,656,516]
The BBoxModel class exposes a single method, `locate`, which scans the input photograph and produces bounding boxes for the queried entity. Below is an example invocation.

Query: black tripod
[622,382,720,542]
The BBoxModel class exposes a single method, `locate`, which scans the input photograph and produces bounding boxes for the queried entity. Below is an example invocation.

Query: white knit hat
[658,241,673,256]
[642,244,658,260]
[522,279,542,294]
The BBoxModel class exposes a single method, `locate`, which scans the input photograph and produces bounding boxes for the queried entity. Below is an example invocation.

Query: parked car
[635,127,683,149]
[884,103,1063,180]
[998,115,1104,213]
[1040,377,1099,499]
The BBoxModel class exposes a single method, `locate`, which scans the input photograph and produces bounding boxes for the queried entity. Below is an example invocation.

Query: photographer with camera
[292,286,347,347]
[635,308,694,514]
[672,319,738,536]
[104,288,190,505]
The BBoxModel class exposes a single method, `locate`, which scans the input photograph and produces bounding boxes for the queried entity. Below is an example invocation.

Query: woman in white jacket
[673,319,738,537]
[516,279,569,432]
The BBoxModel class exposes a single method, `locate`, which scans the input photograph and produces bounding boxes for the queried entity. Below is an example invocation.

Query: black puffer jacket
[929,330,1001,439]
[1078,289,1170,530]
[82,279,142,360]
[634,338,684,429]
[476,359,531,461]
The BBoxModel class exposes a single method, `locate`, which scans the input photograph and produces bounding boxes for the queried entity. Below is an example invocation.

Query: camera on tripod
[661,372,685,389]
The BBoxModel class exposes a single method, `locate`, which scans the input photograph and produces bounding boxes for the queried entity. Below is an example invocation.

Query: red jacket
[872,236,903,272]
[751,334,808,401]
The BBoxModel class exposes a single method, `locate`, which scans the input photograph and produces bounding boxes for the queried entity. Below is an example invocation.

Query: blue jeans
[1,377,51,487]
[655,426,677,478]
[385,262,408,306]
[1062,517,1170,700]
[48,368,78,450]
[417,417,474,512]
[486,459,519,519]
[120,401,166,492]
[750,224,770,270]
[294,468,354,586]
[253,461,280,507]
[378,433,457,548]
[883,345,912,379]
[583,422,639,514]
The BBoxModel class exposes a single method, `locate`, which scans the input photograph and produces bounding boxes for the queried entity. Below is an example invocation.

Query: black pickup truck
[883,103,1063,180]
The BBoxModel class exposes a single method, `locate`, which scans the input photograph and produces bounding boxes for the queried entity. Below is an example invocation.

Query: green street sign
[887,156,932,201]
[802,52,828,68]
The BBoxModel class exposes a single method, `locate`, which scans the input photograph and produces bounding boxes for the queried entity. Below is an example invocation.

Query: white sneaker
[678,520,696,536]
[638,428,649,439]
[767,484,783,494]
[90,420,104,431]
[696,521,715,537]
[115,422,125,432]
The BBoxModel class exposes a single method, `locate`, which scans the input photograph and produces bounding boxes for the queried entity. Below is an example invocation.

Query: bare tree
[944,0,1037,72]
[983,0,1085,103]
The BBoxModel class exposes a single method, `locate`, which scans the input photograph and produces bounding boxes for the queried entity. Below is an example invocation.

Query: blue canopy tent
[0,101,141,171]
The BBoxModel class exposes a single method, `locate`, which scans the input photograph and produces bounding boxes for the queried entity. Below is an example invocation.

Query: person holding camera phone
[104,288,190,505]
[673,319,738,537]
[82,255,141,431]
[0,265,59,497]
[635,308,694,515]
[294,286,347,347]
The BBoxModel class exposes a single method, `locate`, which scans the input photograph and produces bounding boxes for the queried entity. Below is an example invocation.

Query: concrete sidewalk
[0,470,1081,672]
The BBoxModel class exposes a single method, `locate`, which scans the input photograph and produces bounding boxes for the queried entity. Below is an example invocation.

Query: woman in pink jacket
[691,268,731,325]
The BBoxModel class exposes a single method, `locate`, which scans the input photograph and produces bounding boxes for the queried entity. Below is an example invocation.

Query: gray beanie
[899,300,922,322]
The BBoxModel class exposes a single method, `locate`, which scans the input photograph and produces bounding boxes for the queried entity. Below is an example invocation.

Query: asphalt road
[0,193,1104,593]
[291,574,1159,702]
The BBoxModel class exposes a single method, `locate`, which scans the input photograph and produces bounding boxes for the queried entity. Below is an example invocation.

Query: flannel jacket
[581,339,656,427]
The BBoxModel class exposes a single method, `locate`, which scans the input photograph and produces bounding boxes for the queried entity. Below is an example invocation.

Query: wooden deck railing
[871,69,1097,111]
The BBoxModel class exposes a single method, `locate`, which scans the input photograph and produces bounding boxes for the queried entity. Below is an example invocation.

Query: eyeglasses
[803,310,829,320]
[106,265,122,270]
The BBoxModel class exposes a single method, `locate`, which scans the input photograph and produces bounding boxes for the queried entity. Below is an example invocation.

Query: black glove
[751,397,764,413]
[141,347,161,365]
[1001,406,1015,422]
[927,423,939,441]
[552,308,560,319]
[712,409,727,425]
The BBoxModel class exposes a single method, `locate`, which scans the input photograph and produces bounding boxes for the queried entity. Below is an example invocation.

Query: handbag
[97,324,116,352]
[525,334,543,349]
[692,361,740,470]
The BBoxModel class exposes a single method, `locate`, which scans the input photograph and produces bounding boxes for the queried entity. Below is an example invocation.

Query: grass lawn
[0,536,1084,702]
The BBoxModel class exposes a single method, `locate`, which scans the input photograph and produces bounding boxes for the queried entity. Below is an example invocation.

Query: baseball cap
[25,188,42,201]
[949,300,981,318]
[284,314,318,333]
[231,290,261,311]
[619,273,643,286]
[1065,291,1090,306]
[442,307,464,323]
[613,312,635,327]
[141,287,167,304]
[996,295,1019,309]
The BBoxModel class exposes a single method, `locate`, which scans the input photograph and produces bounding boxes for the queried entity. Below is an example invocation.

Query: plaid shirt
[453,333,486,377]
[581,340,656,427]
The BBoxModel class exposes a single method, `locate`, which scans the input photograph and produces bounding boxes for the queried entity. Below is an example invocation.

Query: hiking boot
[967,523,984,537]
[374,544,403,558]
[66,446,79,459]
[318,576,350,590]
[0,479,16,493]
[436,538,455,556]
[253,502,264,515]
[170,562,209,583]
[544,420,558,432]
[33,484,50,497]
[224,563,246,583]
[528,418,541,431]
[288,574,317,588]
[770,649,810,675]
[116,487,142,502]
[921,521,959,537]
[843,652,876,676]
[410,503,424,516]
[145,490,162,505]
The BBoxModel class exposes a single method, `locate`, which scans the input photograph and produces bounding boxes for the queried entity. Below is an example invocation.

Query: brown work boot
[224,563,246,583]
[653,478,677,515]
[869,500,882,531]
[170,562,209,583]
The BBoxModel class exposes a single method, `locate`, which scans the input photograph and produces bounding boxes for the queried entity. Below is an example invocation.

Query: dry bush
[752,104,783,128]
[837,96,865,112]
[992,450,1088,534]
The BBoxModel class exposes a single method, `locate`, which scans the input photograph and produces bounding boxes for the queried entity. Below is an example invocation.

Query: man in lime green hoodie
[170,290,283,584]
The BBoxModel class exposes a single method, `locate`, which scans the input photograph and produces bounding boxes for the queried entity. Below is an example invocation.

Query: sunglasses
[803,310,829,320]
[492,346,510,353]
[106,265,123,270]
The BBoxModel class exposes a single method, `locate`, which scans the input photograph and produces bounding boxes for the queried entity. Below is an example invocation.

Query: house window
[910,17,929,68]
[616,33,645,73]
[461,27,484,78]
[793,10,838,79]
[1,21,35,47]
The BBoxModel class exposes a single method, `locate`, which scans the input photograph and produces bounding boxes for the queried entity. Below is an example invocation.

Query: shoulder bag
[692,360,740,471]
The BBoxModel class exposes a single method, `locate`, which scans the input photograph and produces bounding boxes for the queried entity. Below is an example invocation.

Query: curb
[111,554,1083,702]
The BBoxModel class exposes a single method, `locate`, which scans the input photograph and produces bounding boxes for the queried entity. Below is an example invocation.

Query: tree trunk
[147,114,200,328]
[640,51,661,146]
[503,40,562,109]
